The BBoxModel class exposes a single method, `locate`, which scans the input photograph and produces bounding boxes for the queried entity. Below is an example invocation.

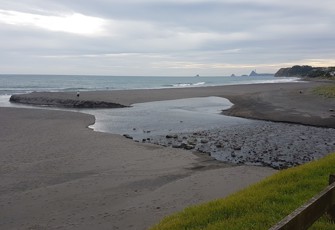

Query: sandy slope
[0,107,275,230]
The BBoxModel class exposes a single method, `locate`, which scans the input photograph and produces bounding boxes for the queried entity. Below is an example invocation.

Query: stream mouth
[83,96,254,140]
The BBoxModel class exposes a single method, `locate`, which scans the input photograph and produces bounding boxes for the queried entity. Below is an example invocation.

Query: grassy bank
[150,153,335,230]
[313,85,335,98]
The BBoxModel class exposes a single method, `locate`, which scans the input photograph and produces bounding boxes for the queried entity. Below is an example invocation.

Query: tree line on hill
[275,65,335,79]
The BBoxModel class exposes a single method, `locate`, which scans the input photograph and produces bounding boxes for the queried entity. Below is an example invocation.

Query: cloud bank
[0,0,334,76]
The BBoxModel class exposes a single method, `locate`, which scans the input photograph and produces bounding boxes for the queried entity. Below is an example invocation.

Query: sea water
[0,74,300,95]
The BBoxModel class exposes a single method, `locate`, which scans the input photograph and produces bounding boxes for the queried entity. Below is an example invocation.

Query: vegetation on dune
[314,85,335,98]
[150,153,335,230]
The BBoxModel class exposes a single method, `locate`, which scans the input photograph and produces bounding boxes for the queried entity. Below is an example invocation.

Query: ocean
[0,74,300,95]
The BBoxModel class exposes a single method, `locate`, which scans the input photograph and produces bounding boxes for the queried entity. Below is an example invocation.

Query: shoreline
[9,81,335,128]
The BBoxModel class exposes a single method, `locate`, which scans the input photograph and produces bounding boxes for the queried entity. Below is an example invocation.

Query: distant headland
[230,70,273,77]
[275,65,335,79]
[248,70,273,77]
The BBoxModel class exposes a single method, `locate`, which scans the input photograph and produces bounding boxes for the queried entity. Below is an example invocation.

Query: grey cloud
[0,0,334,75]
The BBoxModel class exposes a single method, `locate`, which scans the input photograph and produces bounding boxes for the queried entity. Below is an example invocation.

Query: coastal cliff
[275,65,335,78]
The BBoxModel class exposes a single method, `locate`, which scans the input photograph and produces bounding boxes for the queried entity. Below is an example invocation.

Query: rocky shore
[147,121,335,169]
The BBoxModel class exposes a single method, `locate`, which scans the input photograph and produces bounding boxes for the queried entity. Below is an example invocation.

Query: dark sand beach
[10,81,335,127]
[1,81,334,229]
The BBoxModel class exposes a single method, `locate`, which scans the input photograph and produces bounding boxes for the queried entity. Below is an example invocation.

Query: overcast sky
[0,0,334,76]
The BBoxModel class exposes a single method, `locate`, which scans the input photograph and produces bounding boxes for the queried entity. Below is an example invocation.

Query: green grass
[150,153,335,230]
[313,85,335,98]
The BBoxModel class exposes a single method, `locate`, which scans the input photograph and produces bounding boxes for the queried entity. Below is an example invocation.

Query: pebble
[166,134,178,139]
[123,134,133,139]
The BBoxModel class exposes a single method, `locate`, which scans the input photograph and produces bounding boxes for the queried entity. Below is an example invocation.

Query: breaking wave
[164,82,206,88]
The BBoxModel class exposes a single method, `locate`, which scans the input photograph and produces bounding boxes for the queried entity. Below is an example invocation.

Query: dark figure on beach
[77,91,80,97]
